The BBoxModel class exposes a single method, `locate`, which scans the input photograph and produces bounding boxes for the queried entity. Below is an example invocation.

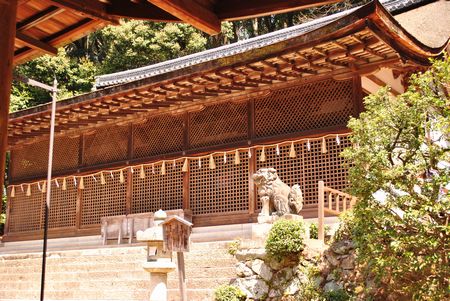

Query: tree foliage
[342,57,450,300]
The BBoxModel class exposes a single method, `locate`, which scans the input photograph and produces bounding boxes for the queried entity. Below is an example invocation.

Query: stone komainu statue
[253,168,303,216]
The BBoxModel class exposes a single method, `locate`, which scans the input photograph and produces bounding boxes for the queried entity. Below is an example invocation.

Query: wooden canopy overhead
[13,0,340,65]
[7,1,448,148]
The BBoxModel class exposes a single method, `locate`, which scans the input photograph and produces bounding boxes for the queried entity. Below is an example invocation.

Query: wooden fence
[317,180,357,241]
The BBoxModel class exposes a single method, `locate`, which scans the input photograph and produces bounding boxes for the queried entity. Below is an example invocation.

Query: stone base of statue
[252,213,305,245]
[257,213,303,224]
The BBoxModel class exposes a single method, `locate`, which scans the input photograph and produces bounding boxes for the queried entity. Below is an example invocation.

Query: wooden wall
[5,77,362,241]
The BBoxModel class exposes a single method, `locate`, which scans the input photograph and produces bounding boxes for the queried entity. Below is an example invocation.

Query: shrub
[227,239,241,256]
[341,57,450,299]
[309,223,318,239]
[323,289,350,301]
[214,285,246,301]
[265,219,305,260]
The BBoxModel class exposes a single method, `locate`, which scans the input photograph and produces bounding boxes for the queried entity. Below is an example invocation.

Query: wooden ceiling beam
[15,32,57,55]
[48,0,118,24]
[107,1,179,22]
[216,0,339,20]
[16,6,64,31]
[146,0,220,35]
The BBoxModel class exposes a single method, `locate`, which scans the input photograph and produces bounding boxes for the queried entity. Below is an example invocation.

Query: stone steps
[0,241,236,301]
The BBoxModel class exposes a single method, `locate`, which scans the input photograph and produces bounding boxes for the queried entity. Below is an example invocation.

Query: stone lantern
[136,209,176,301]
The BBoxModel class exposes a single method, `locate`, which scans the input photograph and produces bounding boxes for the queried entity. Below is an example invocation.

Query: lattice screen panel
[133,114,184,158]
[255,79,354,138]
[81,172,127,226]
[189,151,249,215]
[189,101,248,149]
[132,162,183,214]
[8,185,44,233]
[10,136,79,180]
[47,178,77,229]
[256,136,350,208]
[83,125,129,166]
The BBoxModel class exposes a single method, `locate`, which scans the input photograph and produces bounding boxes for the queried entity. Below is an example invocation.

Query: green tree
[342,57,450,300]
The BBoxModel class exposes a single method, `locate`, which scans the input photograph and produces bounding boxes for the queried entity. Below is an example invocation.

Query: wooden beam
[16,6,64,31]
[15,32,58,56]
[216,0,339,20]
[48,0,118,24]
[0,0,17,199]
[146,0,220,35]
[107,1,179,22]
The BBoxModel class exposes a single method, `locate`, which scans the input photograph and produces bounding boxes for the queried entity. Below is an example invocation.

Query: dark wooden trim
[78,134,84,167]
[353,75,363,117]
[0,0,17,205]
[182,167,190,210]
[126,168,132,215]
[75,182,82,230]
[128,123,134,159]
[247,99,255,140]
[192,212,258,227]
[183,112,190,150]
[15,31,57,55]
[248,148,256,214]
[16,6,63,31]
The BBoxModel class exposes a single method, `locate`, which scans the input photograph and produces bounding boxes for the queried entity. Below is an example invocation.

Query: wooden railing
[318,180,357,241]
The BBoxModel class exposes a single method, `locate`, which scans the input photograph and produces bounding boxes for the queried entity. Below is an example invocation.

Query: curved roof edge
[9,0,449,121]
[94,0,448,89]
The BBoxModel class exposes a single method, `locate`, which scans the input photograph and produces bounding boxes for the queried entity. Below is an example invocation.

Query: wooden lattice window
[256,136,351,207]
[8,185,44,233]
[47,178,77,229]
[81,172,127,226]
[189,101,248,149]
[133,114,184,159]
[83,125,129,166]
[189,151,249,215]
[132,162,183,214]
[10,136,79,180]
[255,79,354,138]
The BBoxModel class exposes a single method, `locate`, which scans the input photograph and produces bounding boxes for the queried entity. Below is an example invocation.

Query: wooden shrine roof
[8,0,449,148]
[13,0,339,65]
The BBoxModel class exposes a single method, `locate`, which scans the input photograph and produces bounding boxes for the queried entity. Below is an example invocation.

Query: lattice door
[256,136,351,208]
[189,151,249,215]
[81,172,127,226]
[132,162,183,214]
[83,125,129,166]
[189,101,248,149]
[8,185,44,232]
[255,79,354,138]
[47,178,77,229]
[133,114,184,158]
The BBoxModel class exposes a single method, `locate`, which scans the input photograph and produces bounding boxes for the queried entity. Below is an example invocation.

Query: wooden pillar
[318,180,325,242]
[0,0,18,198]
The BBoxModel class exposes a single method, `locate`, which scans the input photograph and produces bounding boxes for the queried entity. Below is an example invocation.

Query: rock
[267,254,298,270]
[251,259,273,282]
[312,276,324,287]
[236,248,267,261]
[323,281,343,292]
[324,251,339,266]
[330,240,354,255]
[284,278,301,295]
[341,254,355,270]
[272,267,294,288]
[236,262,254,277]
[235,276,269,300]
[268,289,282,298]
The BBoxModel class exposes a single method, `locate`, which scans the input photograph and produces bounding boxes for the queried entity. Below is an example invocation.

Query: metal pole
[40,78,57,301]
